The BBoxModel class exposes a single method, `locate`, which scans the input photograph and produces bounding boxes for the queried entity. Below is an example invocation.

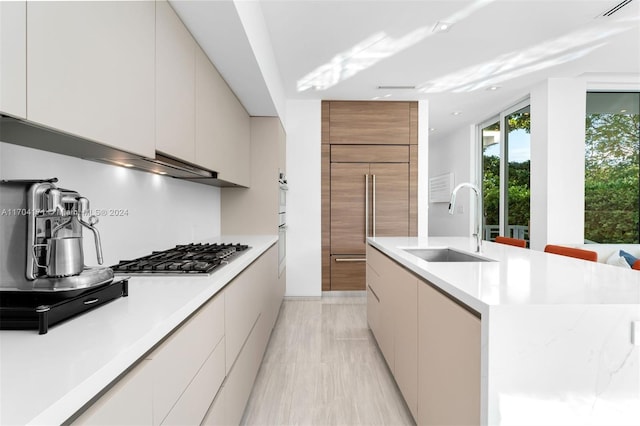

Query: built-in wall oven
[278,172,287,276]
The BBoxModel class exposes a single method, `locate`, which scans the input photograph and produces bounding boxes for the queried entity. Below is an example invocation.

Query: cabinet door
[328,101,411,145]
[418,282,481,426]
[156,0,195,162]
[330,163,370,255]
[0,0,26,118]
[391,262,418,419]
[195,46,250,186]
[195,47,218,171]
[27,1,155,157]
[370,163,409,238]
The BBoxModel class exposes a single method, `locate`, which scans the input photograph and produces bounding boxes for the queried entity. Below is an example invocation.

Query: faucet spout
[449,182,482,252]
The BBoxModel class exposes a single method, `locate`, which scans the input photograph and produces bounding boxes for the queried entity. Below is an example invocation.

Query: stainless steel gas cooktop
[111,243,250,274]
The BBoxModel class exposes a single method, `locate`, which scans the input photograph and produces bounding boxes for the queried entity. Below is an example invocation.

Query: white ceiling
[173,0,640,137]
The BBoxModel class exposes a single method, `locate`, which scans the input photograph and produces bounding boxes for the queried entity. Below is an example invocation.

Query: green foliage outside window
[482,113,531,230]
[585,112,640,243]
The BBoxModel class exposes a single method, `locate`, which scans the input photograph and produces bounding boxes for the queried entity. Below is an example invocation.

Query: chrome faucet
[449,182,482,252]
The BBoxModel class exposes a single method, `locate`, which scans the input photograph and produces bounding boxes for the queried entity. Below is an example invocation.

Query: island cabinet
[366,244,480,425]
[418,282,481,426]
[366,245,418,419]
[72,245,283,426]
[155,0,196,163]
[0,0,26,119]
[25,1,156,158]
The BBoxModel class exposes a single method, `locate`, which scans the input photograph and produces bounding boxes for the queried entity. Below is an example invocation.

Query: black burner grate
[111,243,250,274]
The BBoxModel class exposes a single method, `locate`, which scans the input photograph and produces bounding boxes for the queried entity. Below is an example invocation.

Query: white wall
[284,100,321,297]
[417,100,429,238]
[530,78,586,250]
[0,142,221,266]
[428,125,476,236]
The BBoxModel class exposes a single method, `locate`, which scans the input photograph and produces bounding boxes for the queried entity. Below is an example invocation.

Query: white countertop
[368,236,640,425]
[368,236,640,314]
[0,235,277,426]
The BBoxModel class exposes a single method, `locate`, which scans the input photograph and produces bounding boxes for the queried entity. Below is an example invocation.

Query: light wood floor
[241,296,415,426]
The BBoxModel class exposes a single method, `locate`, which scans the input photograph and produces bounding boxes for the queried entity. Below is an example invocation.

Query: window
[480,101,530,243]
[585,92,640,243]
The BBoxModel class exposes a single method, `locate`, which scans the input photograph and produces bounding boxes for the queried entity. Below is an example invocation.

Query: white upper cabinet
[155,0,196,163]
[26,1,155,158]
[195,48,250,187]
[0,1,26,119]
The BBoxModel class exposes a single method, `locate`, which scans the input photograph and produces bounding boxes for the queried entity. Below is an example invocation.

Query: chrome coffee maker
[0,178,113,293]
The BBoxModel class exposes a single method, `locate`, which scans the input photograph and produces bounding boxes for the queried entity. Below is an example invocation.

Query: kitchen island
[0,235,280,425]
[368,236,640,426]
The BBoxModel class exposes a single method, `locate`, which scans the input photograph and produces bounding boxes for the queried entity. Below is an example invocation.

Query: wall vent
[597,0,634,17]
[377,85,416,90]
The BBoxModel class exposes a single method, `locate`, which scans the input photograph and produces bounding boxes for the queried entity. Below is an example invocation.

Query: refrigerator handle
[365,174,369,242]
[372,174,376,238]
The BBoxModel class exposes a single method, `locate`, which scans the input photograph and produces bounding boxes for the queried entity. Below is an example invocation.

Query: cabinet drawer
[225,252,266,372]
[151,292,224,424]
[161,337,226,426]
[331,255,366,291]
[72,360,153,425]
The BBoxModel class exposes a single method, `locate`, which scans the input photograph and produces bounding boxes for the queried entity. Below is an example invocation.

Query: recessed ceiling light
[429,128,436,132]
[486,86,500,91]
[157,171,167,175]
[452,111,462,116]
[123,163,134,168]
[432,21,453,33]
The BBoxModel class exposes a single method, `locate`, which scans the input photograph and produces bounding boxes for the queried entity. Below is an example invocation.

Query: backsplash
[0,142,221,266]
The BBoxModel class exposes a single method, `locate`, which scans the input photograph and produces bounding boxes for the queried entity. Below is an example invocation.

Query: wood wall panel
[330,256,366,291]
[409,102,418,145]
[329,101,410,145]
[330,163,370,255]
[321,101,330,144]
[322,100,419,291]
[331,145,409,163]
[409,145,418,236]
[370,163,409,238]
[321,144,331,291]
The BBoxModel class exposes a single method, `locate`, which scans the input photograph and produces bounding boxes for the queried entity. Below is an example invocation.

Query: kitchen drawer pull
[334,258,366,262]
[368,285,380,302]
[83,298,99,305]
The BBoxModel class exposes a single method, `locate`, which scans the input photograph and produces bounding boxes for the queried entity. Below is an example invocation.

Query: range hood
[0,115,241,187]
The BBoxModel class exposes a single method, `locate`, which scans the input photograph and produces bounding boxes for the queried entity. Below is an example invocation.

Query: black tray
[0,278,128,334]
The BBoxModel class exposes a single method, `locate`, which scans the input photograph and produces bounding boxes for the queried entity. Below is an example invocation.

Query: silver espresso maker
[0,178,114,292]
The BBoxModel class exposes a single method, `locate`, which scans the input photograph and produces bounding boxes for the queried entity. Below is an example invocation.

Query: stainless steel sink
[403,248,494,262]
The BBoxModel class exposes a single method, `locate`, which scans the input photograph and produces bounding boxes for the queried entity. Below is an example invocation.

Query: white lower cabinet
[151,292,225,424]
[71,245,281,426]
[73,359,153,426]
[161,337,226,425]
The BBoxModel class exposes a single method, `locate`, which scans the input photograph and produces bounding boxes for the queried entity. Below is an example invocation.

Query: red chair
[495,236,527,248]
[544,245,598,262]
